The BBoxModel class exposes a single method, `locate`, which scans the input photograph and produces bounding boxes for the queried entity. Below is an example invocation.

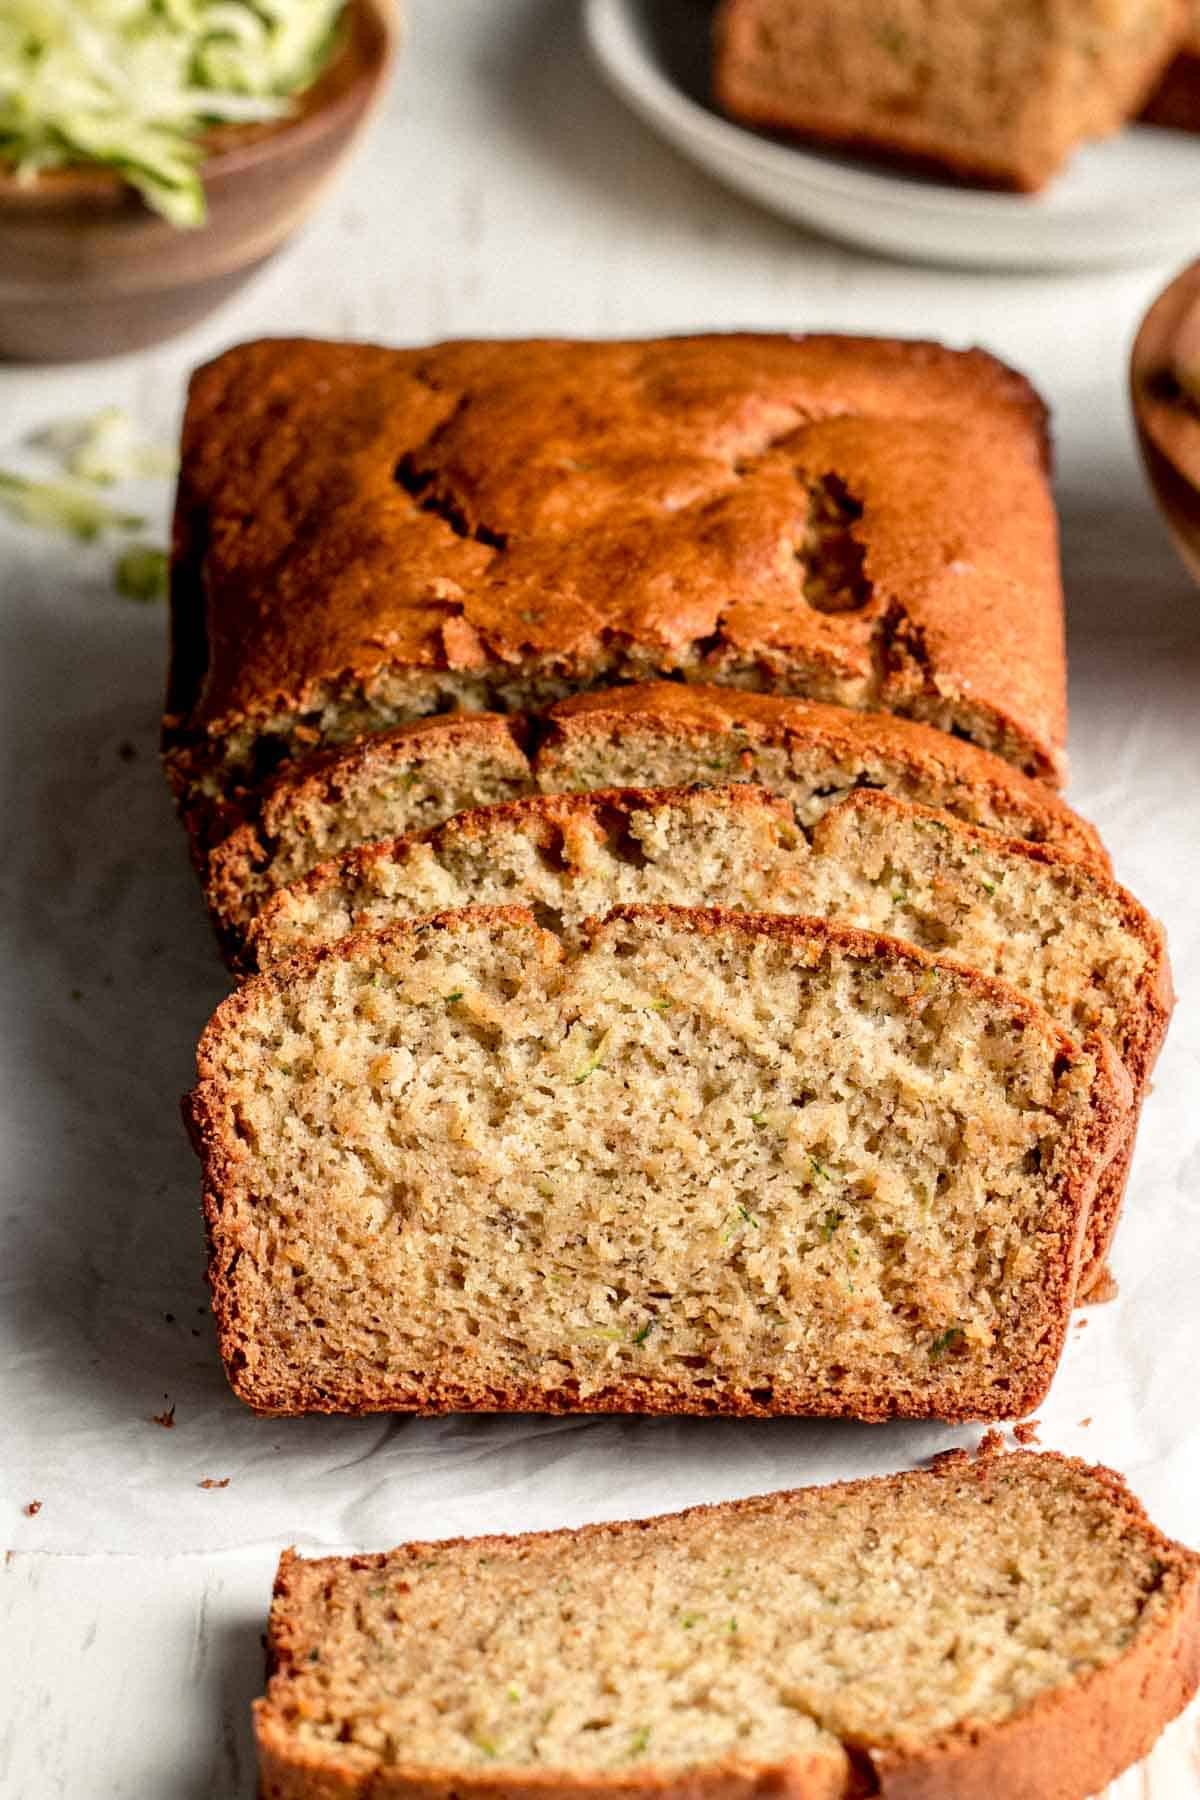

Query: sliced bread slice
[256,1451,1200,1800]
[196,684,1106,965]
[204,712,534,959]
[535,684,1106,862]
[247,784,1169,1294]
[188,906,1129,1420]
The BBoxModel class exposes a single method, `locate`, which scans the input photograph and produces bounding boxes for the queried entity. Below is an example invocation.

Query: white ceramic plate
[585,0,1200,270]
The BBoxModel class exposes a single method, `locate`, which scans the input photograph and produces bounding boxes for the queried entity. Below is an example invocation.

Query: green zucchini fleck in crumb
[930,1327,965,1357]
[630,1727,651,1755]
[632,1318,656,1345]
[444,990,464,1004]
[821,1208,845,1242]
[981,878,997,897]
[474,1737,498,1759]
[570,1031,610,1084]
[809,1154,831,1181]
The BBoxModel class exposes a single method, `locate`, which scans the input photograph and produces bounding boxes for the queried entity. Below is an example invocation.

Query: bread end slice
[190,906,1130,1422]
[253,1452,1200,1800]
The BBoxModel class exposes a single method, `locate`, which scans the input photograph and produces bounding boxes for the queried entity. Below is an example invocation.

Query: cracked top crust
[167,333,1066,793]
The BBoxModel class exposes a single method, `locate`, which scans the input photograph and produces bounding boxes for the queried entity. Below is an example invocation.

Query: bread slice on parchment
[255,1450,1200,1800]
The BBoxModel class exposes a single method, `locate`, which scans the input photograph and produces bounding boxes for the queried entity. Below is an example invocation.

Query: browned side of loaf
[189,905,1132,1422]
[253,1453,1200,1800]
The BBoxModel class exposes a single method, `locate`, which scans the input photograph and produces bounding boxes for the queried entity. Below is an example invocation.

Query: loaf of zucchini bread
[188,906,1128,1419]
[714,0,1185,191]
[165,332,1069,862]
[256,1451,1200,1800]
[202,685,1105,962]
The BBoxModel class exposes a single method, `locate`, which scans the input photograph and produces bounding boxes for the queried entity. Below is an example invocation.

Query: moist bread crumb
[255,1453,1200,1800]
[188,906,1129,1421]
[537,685,1103,862]
[247,783,1169,1296]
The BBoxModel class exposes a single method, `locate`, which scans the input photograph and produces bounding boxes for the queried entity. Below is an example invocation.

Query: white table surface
[3,3,1199,1794]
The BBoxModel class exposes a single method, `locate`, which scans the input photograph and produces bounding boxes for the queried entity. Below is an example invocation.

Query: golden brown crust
[189,904,1131,1422]
[165,333,1067,811]
[253,1455,1200,1800]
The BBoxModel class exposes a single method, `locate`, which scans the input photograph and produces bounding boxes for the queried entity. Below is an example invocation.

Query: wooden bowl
[0,0,394,363]
[1131,258,1200,585]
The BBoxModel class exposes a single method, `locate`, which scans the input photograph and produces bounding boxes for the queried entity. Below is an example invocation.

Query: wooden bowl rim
[0,0,393,212]
[1131,257,1200,490]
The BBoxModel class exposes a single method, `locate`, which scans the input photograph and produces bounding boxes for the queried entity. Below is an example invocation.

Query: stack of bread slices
[173,332,1172,1428]
[169,333,1194,1800]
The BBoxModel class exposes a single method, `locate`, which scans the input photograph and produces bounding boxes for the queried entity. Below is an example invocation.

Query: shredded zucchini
[0,468,143,539]
[34,408,177,484]
[0,1,347,227]
[114,542,168,600]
